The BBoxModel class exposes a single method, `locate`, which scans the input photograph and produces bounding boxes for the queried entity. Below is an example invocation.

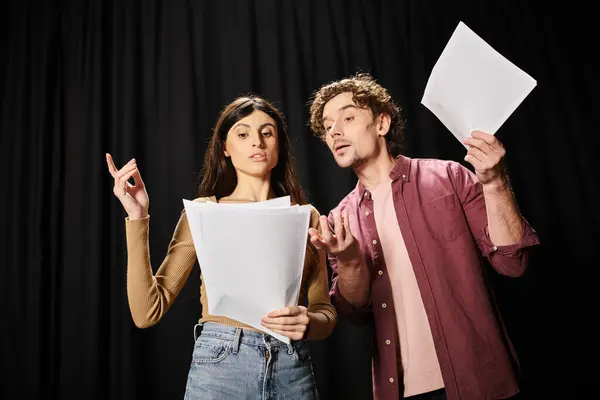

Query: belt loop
[193,323,203,342]
[287,342,294,355]
[231,328,242,354]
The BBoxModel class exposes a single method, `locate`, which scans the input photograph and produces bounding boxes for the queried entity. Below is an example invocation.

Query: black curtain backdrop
[1,1,598,399]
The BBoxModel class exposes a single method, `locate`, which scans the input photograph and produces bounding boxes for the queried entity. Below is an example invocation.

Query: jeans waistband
[194,322,295,352]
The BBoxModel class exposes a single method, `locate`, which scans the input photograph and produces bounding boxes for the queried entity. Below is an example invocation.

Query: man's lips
[334,142,351,153]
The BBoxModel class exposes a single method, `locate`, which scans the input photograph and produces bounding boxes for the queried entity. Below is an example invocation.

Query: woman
[105,95,337,399]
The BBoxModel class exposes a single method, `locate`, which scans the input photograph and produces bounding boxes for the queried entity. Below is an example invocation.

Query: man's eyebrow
[322,104,360,123]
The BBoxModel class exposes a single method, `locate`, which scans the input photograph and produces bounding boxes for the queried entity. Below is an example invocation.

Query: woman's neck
[220,174,274,203]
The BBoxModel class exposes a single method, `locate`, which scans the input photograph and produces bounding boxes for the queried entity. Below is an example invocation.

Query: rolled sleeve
[477,217,541,277]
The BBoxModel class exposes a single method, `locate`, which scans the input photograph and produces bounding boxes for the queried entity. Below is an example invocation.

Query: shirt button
[365,210,370,216]
[493,246,498,251]
[385,339,391,345]
[402,174,406,179]
[389,378,395,383]
[372,239,378,245]
[381,303,387,308]
[378,270,383,276]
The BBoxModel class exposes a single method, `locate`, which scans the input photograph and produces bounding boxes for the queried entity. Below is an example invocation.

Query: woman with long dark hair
[106,95,337,399]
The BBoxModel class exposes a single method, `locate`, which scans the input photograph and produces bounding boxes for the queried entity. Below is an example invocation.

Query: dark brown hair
[197,95,307,204]
[196,95,318,277]
[308,72,405,157]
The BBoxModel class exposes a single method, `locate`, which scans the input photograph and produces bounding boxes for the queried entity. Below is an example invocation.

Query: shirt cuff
[331,284,372,317]
[478,218,540,258]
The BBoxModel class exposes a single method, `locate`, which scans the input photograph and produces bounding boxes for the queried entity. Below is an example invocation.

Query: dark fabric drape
[1,1,597,399]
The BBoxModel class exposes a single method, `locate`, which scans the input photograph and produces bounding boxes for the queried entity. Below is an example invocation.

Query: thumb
[310,235,327,251]
[308,227,320,238]
[131,168,145,187]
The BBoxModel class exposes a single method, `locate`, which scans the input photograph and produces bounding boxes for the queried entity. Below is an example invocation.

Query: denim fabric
[183,322,319,400]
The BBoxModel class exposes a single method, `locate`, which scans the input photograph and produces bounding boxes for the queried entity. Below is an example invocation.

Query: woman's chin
[236,164,275,179]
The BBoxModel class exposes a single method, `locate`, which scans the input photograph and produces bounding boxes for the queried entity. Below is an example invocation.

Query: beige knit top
[124,196,337,340]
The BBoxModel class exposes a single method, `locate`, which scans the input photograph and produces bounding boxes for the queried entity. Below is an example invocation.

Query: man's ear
[377,113,391,137]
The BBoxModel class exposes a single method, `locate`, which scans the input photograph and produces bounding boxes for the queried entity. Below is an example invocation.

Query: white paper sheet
[183,198,311,344]
[421,21,537,147]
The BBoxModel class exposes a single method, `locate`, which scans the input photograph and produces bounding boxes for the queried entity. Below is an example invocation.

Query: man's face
[321,92,388,169]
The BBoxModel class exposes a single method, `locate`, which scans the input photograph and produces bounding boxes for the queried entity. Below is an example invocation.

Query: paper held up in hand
[421,21,537,147]
[183,196,312,344]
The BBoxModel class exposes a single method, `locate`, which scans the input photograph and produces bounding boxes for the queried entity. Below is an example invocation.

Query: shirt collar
[356,155,411,203]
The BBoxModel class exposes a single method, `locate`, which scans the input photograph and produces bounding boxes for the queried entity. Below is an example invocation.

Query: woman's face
[224,110,279,180]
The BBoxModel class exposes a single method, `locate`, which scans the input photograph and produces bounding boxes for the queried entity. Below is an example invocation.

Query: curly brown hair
[308,73,405,157]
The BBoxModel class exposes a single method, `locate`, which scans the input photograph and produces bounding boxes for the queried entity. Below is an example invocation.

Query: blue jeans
[183,322,319,400]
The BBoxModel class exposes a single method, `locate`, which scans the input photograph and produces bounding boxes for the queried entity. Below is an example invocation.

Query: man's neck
[354,152,396,190]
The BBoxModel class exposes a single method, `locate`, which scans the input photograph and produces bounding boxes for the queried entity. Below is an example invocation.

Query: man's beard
[336,149,366,169]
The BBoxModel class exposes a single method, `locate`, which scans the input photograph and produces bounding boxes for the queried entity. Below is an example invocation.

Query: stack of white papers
[183,196,312,343]
[421,21,537,147]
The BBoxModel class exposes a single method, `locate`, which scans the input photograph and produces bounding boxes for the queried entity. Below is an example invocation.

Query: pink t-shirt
[370,177,444,397]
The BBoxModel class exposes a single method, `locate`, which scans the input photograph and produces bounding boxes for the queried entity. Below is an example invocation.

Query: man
[307,73,540,400]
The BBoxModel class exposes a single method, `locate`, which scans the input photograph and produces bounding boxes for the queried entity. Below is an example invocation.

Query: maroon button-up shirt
[328,155,540,400]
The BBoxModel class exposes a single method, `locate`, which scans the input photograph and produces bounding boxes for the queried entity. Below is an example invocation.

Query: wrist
[482,177,510,193]
[303,320,311,340]
[301,312,314,340]
[337,254,362,268]
[128,213,148,220]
